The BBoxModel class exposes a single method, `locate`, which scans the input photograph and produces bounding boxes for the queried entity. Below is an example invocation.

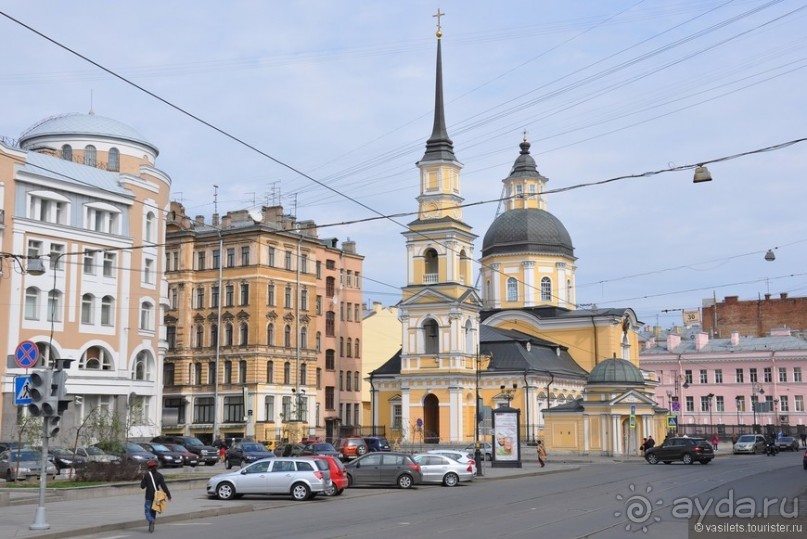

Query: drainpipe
[523,370,530,443]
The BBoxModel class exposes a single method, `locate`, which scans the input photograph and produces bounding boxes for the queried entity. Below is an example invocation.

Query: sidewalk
[1,459,587,539]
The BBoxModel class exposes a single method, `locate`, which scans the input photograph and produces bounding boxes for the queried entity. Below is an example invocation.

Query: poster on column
[493,412,519,461]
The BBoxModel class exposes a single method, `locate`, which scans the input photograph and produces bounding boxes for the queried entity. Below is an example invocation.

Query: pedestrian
[140,460,171,533]
[801,433,806,448]
[731,433,739,445]
[639,437,647,452]
[711,434,719,451]
[536,440,547,468]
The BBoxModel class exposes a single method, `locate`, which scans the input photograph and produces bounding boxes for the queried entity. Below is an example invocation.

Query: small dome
[587,358,644,385]
[507,139,544,180]
[19,113,158,155]
[482,208,574,258]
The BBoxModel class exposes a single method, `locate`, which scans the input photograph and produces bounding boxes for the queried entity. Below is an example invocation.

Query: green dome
[587,358,644,385]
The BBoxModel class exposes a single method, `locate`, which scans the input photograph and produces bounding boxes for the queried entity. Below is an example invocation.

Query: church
[368,22,667,456]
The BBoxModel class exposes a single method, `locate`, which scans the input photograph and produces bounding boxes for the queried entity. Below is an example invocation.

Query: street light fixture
[751,382,765,433]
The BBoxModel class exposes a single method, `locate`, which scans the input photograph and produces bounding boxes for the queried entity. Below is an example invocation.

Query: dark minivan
[152,435,219,466]
[363,436,391,452]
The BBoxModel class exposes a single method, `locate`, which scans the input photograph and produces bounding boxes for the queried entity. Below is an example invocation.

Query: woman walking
[140,460,171,533]
[537,440,547,468]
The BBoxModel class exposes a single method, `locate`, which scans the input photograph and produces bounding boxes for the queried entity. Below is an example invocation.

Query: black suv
[151,436,218,466]
[363,436,391,452]
[644,437,714,465]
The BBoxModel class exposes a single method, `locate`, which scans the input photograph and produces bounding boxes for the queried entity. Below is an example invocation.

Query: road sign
[14,340,39,369]
[671,401,680,412]
[630,404,636,415]
[15,375,32,406]
[667,415,678,429]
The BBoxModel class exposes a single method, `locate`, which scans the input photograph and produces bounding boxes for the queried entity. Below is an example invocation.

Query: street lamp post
[751,382,765,433]
[706,393,714,428]
[474,350,483,477]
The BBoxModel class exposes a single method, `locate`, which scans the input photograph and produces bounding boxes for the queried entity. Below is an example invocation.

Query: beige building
[361,302,401,427]
[1,112,171,443]
[162,203,362,444]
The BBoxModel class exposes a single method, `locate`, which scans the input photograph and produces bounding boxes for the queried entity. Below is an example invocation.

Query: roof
[481,208,574,258]
[641,334,807,355]
[19,113,158,155]
[20,150,131,196]
[587,358,645,385]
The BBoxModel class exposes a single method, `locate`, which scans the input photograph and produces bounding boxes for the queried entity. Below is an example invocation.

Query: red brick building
[702,293,807,337]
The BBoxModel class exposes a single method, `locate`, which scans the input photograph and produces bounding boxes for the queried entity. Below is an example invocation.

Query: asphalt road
[68,451,807,539]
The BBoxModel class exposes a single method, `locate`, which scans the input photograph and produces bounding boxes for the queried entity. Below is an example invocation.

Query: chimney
[780,292,788,300]
[212,212,219,227]
[694,332,709,351]
[195,215,205,225]
[644,338,656,350]
[666,334,681,350]
[764,293,771,300]
[652,326,662,337]
[342,238,357,254]
[724,296,739,304]
[221,215,231,228]
[730,331,739,346]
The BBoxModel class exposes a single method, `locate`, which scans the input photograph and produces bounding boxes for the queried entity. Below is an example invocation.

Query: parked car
[206,457,331,501]
[345,452,422,489]
[152,436,219,466]
[463,441,494,461]
[94,442,157,466]
[75,446,121,464]
[644,437,714,464]
[1,449,58,481]
[48,448,88,471]
[225,441,274,469]
[427,449,477,475]
[139,442,184,468]
[733,434,767,454]
[803,448,807,470]
[273,443,304,457]
[363,436,391,452]
[413,453,474,486]
[300,442,343,460]
[335,437,368,461]
[163,444,199,467]
[776,436,799,451]
[305,455,349,496]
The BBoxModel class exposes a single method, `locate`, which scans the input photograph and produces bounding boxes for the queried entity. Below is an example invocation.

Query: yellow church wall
[548,418,580,450]
[589,415,602,451]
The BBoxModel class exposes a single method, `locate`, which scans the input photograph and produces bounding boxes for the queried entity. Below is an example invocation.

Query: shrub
[76,461,143,482]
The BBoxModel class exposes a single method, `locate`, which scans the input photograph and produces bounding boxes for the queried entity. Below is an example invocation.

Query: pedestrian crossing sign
[15,375,32,406]
[667,415,678,429]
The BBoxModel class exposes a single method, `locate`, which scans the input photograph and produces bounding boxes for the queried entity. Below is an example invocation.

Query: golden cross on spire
[433,8,445,38]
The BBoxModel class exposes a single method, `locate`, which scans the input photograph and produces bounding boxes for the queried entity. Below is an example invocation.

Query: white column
[612,415,621,455]
[523,261,535,307]
[583,414,590,452]
[490,263,501,309]
[449,385,462,442]
[401,387,411,441]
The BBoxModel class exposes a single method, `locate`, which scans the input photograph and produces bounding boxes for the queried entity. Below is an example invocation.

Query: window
[225,323,233,346]
[285,251,292,270]
[47,290,62,322]
[735,368,744,383]
[25,287,40,320]
[241,246,250,266]
[301,289,308,310]
[346,371,352,391]
[699,369,707,384]
[316,295,322,314]
[145,212,156,242]
[326,277,335,297]
[101,296,114,325]
[715,396,724,412]
[355,272,360,287]
[140,301,154,331]
[49,243,65,270]
[316,332,322,352]
[326,349,335,370]
[763,368,772,383]
[506,277,518,302]
[346,338,352,357]
[197,251,206,270]
[354,304,359,321]
[84,145,96,166]
[685,396,694,412]
[424,319,439,354]
[749,368,758,383]
[282,396,292,419]
[339,370,343,391]
[239,360,247,384]
[354,372,359,391]
[700,396,710,412]
[284,286,292,308]
[714,369,723,384]
[354,406,360,426]
[211,285,219,308]
[86,204,120,234]
[212,249,220,269]
[195,325,204,348]
[316,368,322,389]
[83,250,97,274]
[392,403,402,429]
[339,337,344,357]
[268,247,275,267]
[316,261,322,279]
[267,323,274,346]
[208,362,216,384]
[194,397,214,423]
[284,325,292,348]
[81,293,95,324]
[540,277,551,301]
[224,361,232,384]
[108,147,119,171]
[29,192,67,224]
[684,370,693,384]
[133,351,151,381]
[240,283,249,305]
[301,254,308,273]
[736,396,745,412]
[355,339,360,358]
[340,303,345,321]
[795,396,804,412]
[210,324,218,348]
[780,396,789,412]
[326,259,335,270]
[300,327,308,349]
[300,363,307,384]
[345,403,351,425]
[779,367,787,383]
[196,287,205,309]
[239,322,248,345]
[103,252,116,277]
[325,387,335,409]
[267,283,275,306]
[166,326,176,349]
[164,363,175,386]
[795,368,802,382]
[346,270,352,287]
[283,362,291,385]
[62,144,72,161]
[346,302,352,321]
[326,311,335,336]
[226,248,235,267]
[266,361,274,383]
[226,284,234,306]
[265,396,275,422]
[143,258,155,284]
[80,345,112,370]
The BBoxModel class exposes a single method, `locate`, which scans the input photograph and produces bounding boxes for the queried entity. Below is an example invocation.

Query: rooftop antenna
[174,192,184,204]
[213,185,219,214]
[246,192,256,206]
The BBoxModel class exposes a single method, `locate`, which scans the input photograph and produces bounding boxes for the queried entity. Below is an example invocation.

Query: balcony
[423,273,438,284]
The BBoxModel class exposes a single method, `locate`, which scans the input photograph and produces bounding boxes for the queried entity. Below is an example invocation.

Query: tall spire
[421,10,456,163]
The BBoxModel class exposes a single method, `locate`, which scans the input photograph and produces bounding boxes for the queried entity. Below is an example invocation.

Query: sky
[2,0,806,331]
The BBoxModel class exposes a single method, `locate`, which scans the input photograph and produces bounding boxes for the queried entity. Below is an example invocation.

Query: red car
[306,455,348,496]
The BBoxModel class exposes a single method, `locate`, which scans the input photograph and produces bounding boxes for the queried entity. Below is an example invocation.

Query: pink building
[640,329,807,436]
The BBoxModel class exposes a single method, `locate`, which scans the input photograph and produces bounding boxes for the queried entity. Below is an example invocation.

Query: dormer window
[85,202,121,234]
[28,190,69,224]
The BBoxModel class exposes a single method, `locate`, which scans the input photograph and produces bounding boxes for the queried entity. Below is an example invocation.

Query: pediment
[237,310,250,320]
[609,389,656,407]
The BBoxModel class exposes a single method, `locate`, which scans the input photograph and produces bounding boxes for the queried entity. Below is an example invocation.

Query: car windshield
[780,437,793,442]
[241,443,266,452]
[171,445,190,452]
[85,447,105,456]
[312,443,337,451]
[737,435,756,443]
[9,451,41,461]
[150,443,171,452]
[182,438,203,447]
[127,443,147,452]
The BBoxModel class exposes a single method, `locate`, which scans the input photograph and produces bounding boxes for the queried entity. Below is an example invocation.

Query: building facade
[702,293,807,338]
[162,203,362,444]
[0,112,171,444]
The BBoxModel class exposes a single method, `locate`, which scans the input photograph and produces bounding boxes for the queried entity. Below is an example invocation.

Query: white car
[413,453,474,486]
[463,442,493,461]
[207,457,331,501]
[426,449,477,475]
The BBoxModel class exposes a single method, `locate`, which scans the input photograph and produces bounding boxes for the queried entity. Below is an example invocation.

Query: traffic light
[28,369,58,417]
[52,367,72,415]
[44,415,61,437]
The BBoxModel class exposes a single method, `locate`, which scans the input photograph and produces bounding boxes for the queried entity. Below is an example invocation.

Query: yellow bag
[152,489,168,513]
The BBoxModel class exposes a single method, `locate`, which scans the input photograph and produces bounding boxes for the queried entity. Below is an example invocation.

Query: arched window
[284,325,291,348]
[300,327,308,349]
[224,361,232,384]
[47,289,62,322]
[108,147,120,171]
[225,322,233,346]
[459,249,469,284]
[346,370,352,391]
[84,145,97,166]
[61,144,72,161]
[567,279,572,303]
[80,345,112,370]
[133,350,151,381]
[423,319,439,355]
[195,324,204,348]
[194,363,202,385]
[101,295,114,325]
[140,301,154,330]
[506,277,518,302]
[266,323,274,346]
[239,322,248,345]
[465,320,474,354]
[354,372,359,391]
[283,362,291,385]
[339,337,344,357]
[25,287,40,320]
[485,280,491,305]
[210,324,218,348]
[266,361,274,383]
[541,277,552,301]
[346,338,352,357]
[81,293,95,324]
[145,212,156,243]
[354,338,360,358]
[300,363,307,384]
[424,248,438,278]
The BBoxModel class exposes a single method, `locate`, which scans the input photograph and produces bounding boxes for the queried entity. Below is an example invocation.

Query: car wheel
[443,472,459,487]
[397,474,414,489]
[291,482,310,501]
[216,482,236,500]
[225,459,232,470]
[346,474,354,487]
[335,488,344,496]
[357,445,367,456]
[663,461,672,464]
[646,453,659,464]
[682,453,693,465]
[324,484,336,496]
